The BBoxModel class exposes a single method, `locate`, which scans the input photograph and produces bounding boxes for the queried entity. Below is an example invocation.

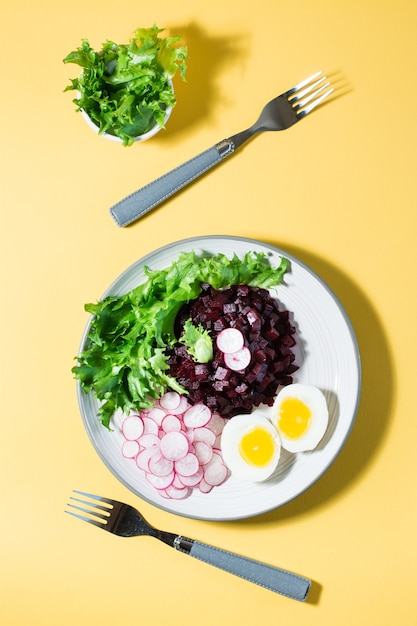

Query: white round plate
[76,236,361,521]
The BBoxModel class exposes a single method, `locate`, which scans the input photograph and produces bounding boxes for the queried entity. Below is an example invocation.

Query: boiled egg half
[221,413,281,482]
[272,383,329,453]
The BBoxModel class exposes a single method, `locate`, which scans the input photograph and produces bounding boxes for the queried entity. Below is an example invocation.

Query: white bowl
[79,78,174,144]
[81,105,172,143]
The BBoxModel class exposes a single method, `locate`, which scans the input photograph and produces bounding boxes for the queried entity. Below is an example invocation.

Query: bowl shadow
[153,21,250,140]
[234,241,396,525]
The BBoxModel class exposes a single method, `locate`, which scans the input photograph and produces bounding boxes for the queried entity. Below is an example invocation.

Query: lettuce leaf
[73,250,289,428]
[63,26,187,146]
[180,319,214,363]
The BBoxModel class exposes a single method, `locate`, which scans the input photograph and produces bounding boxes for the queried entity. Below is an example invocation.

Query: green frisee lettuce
[63,26,188,146]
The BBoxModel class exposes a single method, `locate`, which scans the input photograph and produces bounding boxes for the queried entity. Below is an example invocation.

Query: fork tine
[289,76,328,104]
[67,500,109,519]
[73,490,115,506]
[296,86,334,117]
[65,508,106,529]
[292,81,331,110]
[284,70,334,118]
[65,490,115,529]
[70,495,111,513]
[284,70,323,96]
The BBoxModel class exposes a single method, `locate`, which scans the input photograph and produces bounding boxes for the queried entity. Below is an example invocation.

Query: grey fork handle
[109,140,235,227]
[181,539,311,601]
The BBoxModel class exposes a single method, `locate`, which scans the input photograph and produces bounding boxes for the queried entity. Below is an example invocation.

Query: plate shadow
[234,241,396,525]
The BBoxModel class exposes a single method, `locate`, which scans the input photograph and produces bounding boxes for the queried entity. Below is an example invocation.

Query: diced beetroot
[165,284,298,419]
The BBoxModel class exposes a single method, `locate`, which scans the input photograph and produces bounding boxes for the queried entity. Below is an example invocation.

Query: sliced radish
[142,416,159,435]
[192,426,217,447]
[148,455,174,477]
[120,395,230,499]
[122,439,140,459]
[211,448,224,462]
[165,484,190,499]
[159,431,189,461]
[172,474,186,489]
[199,479,213,494]
[122,415,144,440]
[176,467,204,487]
[204,461,228,486]
[166,395,190,415]
[159,391,181,411]
[136,447,161,471]
[206,412,226,436]
[148,407,167,426]
[146,471,175,490]
[216,327,244,354]
[175,452,199,477]
[183,403,212,428]
[161,413,182,433]
[157,490,172,499]
[194,441,213,465]
[224,346,251,371]
[138,433,160,449]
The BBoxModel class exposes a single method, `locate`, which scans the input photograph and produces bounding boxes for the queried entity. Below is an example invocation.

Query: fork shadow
[153,21,250,141]
[233,242,396,525]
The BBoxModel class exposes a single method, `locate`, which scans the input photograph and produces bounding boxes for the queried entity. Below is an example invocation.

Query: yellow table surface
[1,1,416,624]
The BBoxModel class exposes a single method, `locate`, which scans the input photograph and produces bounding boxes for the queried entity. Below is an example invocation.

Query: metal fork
[110,70,333,227]
[66,490,311,601]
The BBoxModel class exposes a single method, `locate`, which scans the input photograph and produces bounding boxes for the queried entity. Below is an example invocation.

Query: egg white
[272,383,329,453]
[220,413,281,482]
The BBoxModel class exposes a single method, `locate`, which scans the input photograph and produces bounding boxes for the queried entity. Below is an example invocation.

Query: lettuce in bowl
[63,26,188,146]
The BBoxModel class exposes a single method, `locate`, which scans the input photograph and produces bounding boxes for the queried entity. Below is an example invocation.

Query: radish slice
[159,391,181,411]
[183,403,212,428]
[122,415,144,440]
[136,447,161,471]
[176,467,204,487]
[192,426,217,447]
[224,346,251,371]
[148,455,174,477]
[204,461,228,486]
[161,414,182,433]
[175,452,200,477]
[206,412,226,436]
[172,474,186,489]
[122,439,140,459]
[148,407,166,426]
[158,490,172,499]
[146,471,175,490]
[216,328,244,354]
[138,433,160,449]
[165,485,190,499]
[142,416,159,435]
[159,431,189,461]
[194,441,213,465]
[166,395,190,415]
[199,479,213,494]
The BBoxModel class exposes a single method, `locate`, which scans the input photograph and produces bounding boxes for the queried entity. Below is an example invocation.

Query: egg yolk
[239,427,276,467]
[277,397,312,439]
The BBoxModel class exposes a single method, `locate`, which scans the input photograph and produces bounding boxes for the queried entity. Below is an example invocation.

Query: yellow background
[1,1,416,624]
